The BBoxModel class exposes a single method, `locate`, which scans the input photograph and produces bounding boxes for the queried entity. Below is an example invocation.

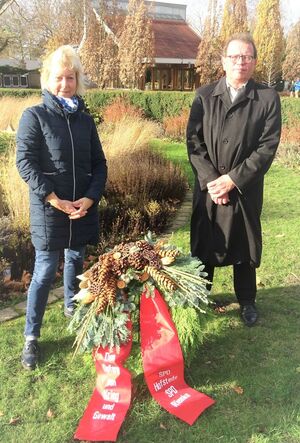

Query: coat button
[220,165,226,171]
[223,139,228,144]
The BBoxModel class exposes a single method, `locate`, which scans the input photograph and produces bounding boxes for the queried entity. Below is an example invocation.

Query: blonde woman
[16,45,107,370]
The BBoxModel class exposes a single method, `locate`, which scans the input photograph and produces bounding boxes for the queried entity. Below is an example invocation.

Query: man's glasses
[226,55,255,63]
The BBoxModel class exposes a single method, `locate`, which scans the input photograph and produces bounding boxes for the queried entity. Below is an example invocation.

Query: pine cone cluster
[79,239,180,312]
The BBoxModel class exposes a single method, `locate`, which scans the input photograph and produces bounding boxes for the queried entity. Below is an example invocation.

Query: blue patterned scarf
[55,96,79,113]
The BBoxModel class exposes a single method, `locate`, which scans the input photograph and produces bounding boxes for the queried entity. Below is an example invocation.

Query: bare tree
[0,0,15,15]
[0,0,15,53]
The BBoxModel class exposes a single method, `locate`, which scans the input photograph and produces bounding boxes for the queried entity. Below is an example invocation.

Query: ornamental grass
[0,139,30,228]
[162,109,190,141]
[0,96,41,131]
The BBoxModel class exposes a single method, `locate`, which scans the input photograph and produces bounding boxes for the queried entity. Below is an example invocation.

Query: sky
[154,0,300,31]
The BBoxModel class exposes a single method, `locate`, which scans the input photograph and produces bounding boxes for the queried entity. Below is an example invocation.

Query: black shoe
[240,304,258,327]
[64,306,74,318]
[21,340,39,370]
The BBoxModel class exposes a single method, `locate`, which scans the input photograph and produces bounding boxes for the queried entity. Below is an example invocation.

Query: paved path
[0,190,193,323]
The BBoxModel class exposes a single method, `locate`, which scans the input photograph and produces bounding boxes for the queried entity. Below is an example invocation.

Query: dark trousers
[204,263,256,306]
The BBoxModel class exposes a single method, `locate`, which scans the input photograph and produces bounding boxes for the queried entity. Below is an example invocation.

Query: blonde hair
[40,45,85,96]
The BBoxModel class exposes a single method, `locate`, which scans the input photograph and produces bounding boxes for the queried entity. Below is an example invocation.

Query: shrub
[280,118,300,145]
[85,90,195,121]
[280,97,300,125]
[105,148,186,205]
[276,114,300,170]
[276,143,300,170]
[0,217,33,280]
[163,108,190,140]
[102,97,144,124]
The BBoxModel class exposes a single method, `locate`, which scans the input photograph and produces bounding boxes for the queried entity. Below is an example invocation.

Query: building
[93,0,200,91]
[0,58,41,88]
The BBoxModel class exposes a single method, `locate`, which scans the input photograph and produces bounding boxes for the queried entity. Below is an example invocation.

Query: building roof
[152,19,200,60]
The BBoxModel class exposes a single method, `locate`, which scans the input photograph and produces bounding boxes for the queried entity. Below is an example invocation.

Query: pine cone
[157,248,180,258]
[144,266,177,292]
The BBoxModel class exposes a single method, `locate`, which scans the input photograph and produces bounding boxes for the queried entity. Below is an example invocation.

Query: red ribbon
[74,321,132,442]
[75,290,215,441]
[140,288,215,425]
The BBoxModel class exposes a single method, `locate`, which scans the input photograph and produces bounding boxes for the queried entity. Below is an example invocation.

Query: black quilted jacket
[16,90,107,250]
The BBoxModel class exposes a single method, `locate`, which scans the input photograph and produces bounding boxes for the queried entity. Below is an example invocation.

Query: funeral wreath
[68,233,211,356]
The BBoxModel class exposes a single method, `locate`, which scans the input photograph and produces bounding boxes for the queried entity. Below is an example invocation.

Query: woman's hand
[45,193,94,219]
[68,197,94,219]
[46,192,78,214]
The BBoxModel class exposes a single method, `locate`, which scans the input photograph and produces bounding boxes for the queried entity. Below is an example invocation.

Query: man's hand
[211,193,230,205]
[207,175,235,205]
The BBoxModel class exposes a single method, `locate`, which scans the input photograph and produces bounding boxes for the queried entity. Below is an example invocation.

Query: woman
[16,45,107,370]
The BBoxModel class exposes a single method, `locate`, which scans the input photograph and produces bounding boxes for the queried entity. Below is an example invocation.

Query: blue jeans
[24,246,85,338]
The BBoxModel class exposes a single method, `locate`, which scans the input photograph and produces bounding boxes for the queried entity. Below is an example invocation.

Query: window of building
[3,75,11,87]
[12,75,19,87]
[20,75,28,87]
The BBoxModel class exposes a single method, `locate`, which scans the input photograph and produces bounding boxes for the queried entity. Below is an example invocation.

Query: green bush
[85,90,194,121]
[0,88,40,98]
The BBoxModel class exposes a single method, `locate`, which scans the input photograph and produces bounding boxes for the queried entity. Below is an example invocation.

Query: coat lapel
[212,77,232,110]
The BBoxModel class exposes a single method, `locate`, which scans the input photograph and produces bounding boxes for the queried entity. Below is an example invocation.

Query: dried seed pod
[161,256,175,265]
[79,280,89,289]
[117,280,126,289]
[139,272,149,282]
[113,252,122,259]
[82,292,97,304]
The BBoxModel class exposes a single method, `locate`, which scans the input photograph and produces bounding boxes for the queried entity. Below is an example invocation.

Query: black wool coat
[187,77,281,267]
[16,90,107,251]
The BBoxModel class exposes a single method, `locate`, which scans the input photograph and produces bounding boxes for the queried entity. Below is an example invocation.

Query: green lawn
[0,140,300,443]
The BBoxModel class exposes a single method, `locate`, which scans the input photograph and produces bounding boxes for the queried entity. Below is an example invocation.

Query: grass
[0,96,41,131]
[0,140,300,443]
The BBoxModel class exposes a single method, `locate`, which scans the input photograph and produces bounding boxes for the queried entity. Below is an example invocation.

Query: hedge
[1,87,300,123]
[84,90,195,121]
[0,88,40,98]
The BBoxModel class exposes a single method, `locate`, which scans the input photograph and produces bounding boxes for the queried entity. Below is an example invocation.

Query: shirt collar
[226,79,248,102]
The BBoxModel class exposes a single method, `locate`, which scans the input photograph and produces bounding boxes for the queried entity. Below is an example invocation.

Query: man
[186,33,281,326]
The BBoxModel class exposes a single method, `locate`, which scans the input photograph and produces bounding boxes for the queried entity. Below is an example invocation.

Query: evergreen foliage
[253,0,284,86]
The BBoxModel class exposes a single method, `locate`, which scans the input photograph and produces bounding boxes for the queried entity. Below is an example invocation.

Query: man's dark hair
[223,33,257,59]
